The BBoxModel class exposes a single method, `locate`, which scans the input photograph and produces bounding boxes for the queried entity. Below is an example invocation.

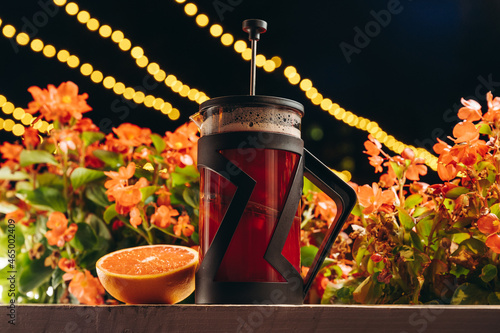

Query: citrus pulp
[96,244,199,304]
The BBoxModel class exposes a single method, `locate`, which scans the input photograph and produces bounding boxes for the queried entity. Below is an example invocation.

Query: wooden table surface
[4,304,500,332]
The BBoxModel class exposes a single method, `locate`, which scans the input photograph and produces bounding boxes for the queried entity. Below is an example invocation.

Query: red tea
[199,148,300,282]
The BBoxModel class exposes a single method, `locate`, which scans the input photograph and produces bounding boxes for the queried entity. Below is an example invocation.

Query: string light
[0,94,53,136]
[173,1,438,170]
[1,17,184,122]
[59,1,209,105]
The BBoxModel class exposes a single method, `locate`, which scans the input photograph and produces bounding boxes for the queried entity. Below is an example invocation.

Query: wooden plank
[4,304,500,333]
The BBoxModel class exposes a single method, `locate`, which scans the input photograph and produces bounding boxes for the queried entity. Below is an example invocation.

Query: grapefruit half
[96,244,199,304]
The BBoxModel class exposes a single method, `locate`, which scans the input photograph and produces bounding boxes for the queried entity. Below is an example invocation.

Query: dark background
[1,0,500,185]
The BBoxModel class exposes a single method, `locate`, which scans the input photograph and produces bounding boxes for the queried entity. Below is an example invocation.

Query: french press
[191,19,356,304]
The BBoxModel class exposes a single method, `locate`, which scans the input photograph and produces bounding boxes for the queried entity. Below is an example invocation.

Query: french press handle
[302,148,357,297]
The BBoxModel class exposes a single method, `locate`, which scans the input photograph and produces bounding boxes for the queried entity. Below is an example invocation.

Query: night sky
[1,0,500,185]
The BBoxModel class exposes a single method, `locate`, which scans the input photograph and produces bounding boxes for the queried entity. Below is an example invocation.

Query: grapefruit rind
[96,245,199,304]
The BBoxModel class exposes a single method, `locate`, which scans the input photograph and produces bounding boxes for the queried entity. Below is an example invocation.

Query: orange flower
[72,118,99,132]
[357,182,396,214]
[45,212,78,247]
[133,147,153,160]
[84,145,105,169]
[112,123,152,147]
[452,121,479,143]
[53,129,81,154]
[23,127,40,149]
[483,92,500,123]
[486,234,500,254]
[174,214,195,237]
[313,192,337,226]
[68,270,105,305]
[151,205,179,228]
[155,186,171,207]
[104,162,136,190]
[5,209,28,226]
[401,148,427,181]
[457,98,482,122]
[434,121,489,181]
[363,135,382,156]
[162,122,199,170]
[129,206,142,228]
[477,214,500,254]
[368,155,384,173]
[109,185,143,215]
[379,164,397,188]
[112,220,125,230]
[26,81,92,123]
[106,175,148,215]
[433,138,450,155]
[0,142,23,169]
[58,258,77,281]
[103,133,129,154]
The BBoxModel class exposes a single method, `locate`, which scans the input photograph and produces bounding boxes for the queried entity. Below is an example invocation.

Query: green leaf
[451,283,489,305]
[416,216,433,244]
[410,230,424,252]
[301,245,319,267]
[92,149,125,168]
[191,231,199,244]
[444,186,469,199]
[480,264,497,283]
[23,186,67,212]
[488,292,500,305]
[303,177,321,198]
[85,183,110,207]
[479,123,492,135]
[70,222,98,252]
[460,238,488,255]
[70,167,105,189]
[19,149,58,167]
[87,214,112,241]
[0,166,29,180]
[394,245,414,261]
[353,276,383,304]
[398,209,414,231]
[404,194,423,209]
[452,217,473,228]
[350,203,362,217]
[19,257,53,293]
[450,264,469,278]
[151,133,166,153]
[389,161,403,179]
[37,172,64,188]
[103,204,118,223]
[171,165,199,187]
[175,164,199,178]
[412,206,430,218]
[140,186,158,203]
[0,201,20,214]
[51,268,65,290]
[82,131,105,147]
[182,187,199,208]
[443,198,455,212]
[490,203,500,219]
[451,233,470,244]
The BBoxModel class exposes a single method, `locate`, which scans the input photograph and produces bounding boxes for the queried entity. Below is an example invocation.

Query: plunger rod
[250,39,257,95]
[242,19,267,96]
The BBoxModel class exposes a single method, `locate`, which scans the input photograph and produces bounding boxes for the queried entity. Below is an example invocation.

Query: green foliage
[305,94,500,305]
[0,108,200,305]
[70,167,105,189]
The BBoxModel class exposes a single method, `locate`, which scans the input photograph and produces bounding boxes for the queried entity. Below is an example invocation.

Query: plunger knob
[242,19,267,95]
[242,19,267,41]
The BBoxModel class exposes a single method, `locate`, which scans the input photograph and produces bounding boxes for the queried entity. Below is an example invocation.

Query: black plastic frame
[195,131,357,304]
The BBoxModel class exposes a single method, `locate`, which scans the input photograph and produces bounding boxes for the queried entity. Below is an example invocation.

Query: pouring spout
[189,112,204,130]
